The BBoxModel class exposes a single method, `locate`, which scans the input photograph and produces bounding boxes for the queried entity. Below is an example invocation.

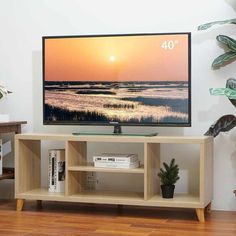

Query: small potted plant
[158,158,180,198]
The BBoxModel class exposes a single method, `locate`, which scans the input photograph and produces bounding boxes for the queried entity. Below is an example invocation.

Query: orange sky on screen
[45,35,189,82]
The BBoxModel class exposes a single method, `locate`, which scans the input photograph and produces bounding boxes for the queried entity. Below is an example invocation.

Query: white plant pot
[0,114,10,122]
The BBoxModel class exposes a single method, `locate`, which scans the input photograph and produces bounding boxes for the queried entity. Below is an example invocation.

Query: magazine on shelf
[93,153,138,163]
[48,149,65,193]
[94,160,140,169]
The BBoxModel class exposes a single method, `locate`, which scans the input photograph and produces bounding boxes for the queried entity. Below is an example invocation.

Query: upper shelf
[15,133,213,144]
[68,164,144,174]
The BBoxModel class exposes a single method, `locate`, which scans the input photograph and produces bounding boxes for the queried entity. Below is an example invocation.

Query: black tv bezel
[42,32,191,127]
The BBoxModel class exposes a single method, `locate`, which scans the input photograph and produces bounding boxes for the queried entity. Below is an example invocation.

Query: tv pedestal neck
[113,123,122,134]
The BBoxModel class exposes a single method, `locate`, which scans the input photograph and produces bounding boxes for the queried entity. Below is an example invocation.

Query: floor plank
[0,200,236,235]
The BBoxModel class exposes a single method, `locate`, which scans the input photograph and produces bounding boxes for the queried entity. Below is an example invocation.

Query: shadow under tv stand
[15,133,213,222]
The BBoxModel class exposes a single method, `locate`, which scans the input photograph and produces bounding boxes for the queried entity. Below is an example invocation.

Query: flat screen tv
[43,33,191,133]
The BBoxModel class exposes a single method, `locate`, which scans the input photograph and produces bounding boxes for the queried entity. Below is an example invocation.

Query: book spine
[48,150,56,192]
[94,160,139,169]
[114,156,138,163]
[48,151,51,191]
[54,152,58,192]
[0,139,2,175]
[93,154,138,163]
[55,149,65,193]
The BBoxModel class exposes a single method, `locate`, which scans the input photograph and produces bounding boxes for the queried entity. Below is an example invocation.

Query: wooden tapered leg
[16,199,25,211]
[205,202,211,213]
[37,200,42,208]
[196,208,205,223]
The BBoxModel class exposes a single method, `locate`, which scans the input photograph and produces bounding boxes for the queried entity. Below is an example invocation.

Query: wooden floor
[0,200,236,236]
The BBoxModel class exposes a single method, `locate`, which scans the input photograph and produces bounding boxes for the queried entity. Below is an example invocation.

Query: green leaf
[163,162,170,172]
[205,114,236,137]
[198,18,236,30]
[212,51,236,68]
[170,159,175,168]
[216,35,236,52]
[209,87,236,99]
[226,78,236,107]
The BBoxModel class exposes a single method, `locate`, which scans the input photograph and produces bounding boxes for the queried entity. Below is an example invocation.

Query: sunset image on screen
[44,34,190,124]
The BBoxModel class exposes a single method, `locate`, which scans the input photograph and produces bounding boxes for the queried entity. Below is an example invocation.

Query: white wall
[0,0,236,210]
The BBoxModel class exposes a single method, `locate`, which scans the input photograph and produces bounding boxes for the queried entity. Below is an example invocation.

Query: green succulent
[158,158,180,186]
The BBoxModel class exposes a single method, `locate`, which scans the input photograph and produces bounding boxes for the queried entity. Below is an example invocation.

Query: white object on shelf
[93,153,138,163]
[48,150,56,192]
[2,140,11,157]
[94,160,140,169]
[0,139,12,175]
[48,149,65,193]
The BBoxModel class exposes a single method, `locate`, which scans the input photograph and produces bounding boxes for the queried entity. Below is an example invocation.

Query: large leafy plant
[199,17,236,195]
[198,19,236,137]
[158,158,180,186]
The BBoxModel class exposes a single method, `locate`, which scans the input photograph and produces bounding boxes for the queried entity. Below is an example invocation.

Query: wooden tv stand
[15,133,213,222]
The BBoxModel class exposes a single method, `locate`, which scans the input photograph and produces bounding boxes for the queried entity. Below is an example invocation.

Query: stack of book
[48,149,65,193]
[93,153,139,169]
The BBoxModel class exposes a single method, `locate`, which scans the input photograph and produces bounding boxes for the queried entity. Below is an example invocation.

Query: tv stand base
[15,198,209,222]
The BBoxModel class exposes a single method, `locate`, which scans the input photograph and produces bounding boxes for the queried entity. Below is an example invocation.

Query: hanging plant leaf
[209,87,236,98]
[226,78,236,107]
[212,51,236,68]
[209,78,236,102]
[216,35,236,52]
[198,18,236,30]
[205,114,236,137]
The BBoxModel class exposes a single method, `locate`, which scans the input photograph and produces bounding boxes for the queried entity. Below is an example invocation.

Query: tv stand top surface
[72,132,158,137]
[15,133,213,144]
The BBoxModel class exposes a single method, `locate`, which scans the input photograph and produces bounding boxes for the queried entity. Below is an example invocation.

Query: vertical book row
[48,149,65,193]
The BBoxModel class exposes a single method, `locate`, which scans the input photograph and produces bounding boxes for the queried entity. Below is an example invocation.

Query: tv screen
[43,33,191,127]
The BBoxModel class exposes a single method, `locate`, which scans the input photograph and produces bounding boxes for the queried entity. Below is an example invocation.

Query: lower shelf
[148,194,200,208]
[16,188,201,208]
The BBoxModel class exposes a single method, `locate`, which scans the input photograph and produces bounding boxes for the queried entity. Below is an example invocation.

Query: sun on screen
[109,55,116,63]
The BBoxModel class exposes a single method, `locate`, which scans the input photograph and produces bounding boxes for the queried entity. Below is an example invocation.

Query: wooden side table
[0,121,27,180]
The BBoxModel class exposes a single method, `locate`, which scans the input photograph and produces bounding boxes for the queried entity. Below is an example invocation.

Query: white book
[48,151,52,191]
[54,149,65,193]
[0,139,2,175]
[94,160,140,169]
[48,149,56,192]
[93,153,138,163]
